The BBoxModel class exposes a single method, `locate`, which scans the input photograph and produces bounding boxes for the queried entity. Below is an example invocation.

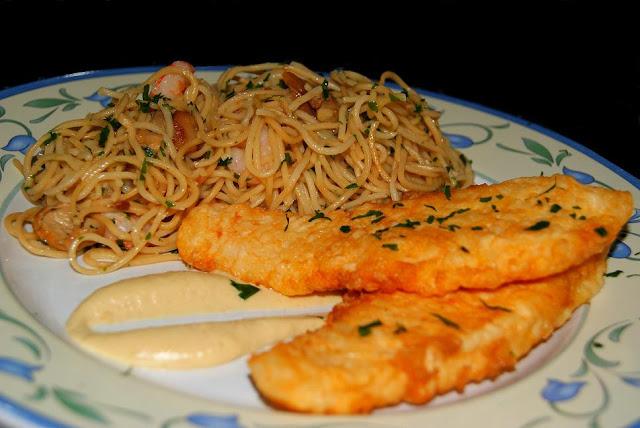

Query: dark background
[1,0,638,179]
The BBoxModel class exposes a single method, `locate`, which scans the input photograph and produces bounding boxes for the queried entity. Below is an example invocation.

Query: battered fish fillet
[178,175,631,296]
[248,253,607,414]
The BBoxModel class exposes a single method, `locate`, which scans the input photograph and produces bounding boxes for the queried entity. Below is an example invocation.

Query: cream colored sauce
[66,271,341,369]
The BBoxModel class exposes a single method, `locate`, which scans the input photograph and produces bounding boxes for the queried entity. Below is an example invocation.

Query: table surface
[1,0,637,179]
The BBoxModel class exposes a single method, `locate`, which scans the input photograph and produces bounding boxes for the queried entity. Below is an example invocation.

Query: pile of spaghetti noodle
[4,61,473,274]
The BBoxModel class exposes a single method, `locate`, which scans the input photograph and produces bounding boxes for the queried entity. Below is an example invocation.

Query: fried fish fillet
[248,252,607,414]
[178,175,631,296]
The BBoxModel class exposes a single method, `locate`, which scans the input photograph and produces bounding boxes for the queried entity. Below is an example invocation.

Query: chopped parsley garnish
[139,158,148,181]
[340,225,351,233]
[224,90,236,100]
[436,208,470,224]
[401,88,409,98]
[43,131,58,146]
[443,185,451,200]
[550,204,562,213]
[382,243,398,251]
[358,320,383,336]
[392,202,404,208]
[394,324,407,334]
[309,211,331,222]
[371,216,385,224]
[491,204,499,213]
[165,200,175,208]
[145,232,152,240]
[570,213,577,219]
[594,227,608,237]
[414,103,423,113]
[424,204,437,211]
[345,183,359,189]
[106,116,122,130]
[368,100,379,112]
[321,79,329,100]
[352,210,383,220]
[480,300,512,312]
[116,239,128,251]
[479,196,492,203]
[526,220,550,231]
[389,92,403,102]
[284,212,290,232]
[426,215,435,224]
[203,150,211,160]
[142,84,150,101]
[143,146,156,158]
[447,224,460,232]
[394,219,421,229]
[98,126,109,148]
[282,152,293,165]
[460,246,470,253]
[431,312,460,330]
[572,205,581,210]
[230,280,260,300]
[471,226,483,231]
[246,81,255,90]
[278,79,288,89]
[579,215,586,220]
[496,194,504,200]
[604,270,623,278]
[218,157,232,167]
[372,227,389,240]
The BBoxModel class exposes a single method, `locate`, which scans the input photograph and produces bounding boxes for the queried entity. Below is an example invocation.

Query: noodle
[4,61,473,274]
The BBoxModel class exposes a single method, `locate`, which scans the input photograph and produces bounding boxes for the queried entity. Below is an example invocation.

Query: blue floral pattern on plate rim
[0,67,639,428]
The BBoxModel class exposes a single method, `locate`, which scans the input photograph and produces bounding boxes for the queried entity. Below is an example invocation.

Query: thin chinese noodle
[4,61,473,274]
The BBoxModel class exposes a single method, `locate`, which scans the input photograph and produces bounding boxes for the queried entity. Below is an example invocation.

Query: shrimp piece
[33,206,103,251]
[172,111,198,150]
[151,60,195,99]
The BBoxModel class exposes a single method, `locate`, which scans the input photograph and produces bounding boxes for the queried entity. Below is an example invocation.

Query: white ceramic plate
[1,68,638,428]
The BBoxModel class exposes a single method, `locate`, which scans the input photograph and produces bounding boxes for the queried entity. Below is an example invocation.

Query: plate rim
[1,66,638,427]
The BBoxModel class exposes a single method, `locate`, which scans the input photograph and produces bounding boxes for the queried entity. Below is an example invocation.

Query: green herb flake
[246,81,255,90]
[526,220,550,231]
[550,204,562,213]
[142,146,156,158]
[142,84,150,101]
[447,224,461,232]
[393,202,404,208]
[224,90,236,100]
[471,226,483,231]
[322,79,330,100]
[389,92,402,102]
[139,158,148,181]
[573,205,581,210]
[604,270,623,278]
[431,312,460,330]
[165,200,175,208]
[309,211,331,222]
[340,225,351,233]
[424,204,437,211]
[480,300,512,312]
[426,215,435,224]
[579,215,586,220]
[278,79,288,89]
[43,131,58,146]
[491,204,499,213]
[570,212,577,219]
[283,152,293,165]
[218,157,232,167]
[372,227,389,240]
[345,183,358,189]
[394,219,421,229]
[368,100,379,112]
[414,103,423,113]
[382,243,398,251]
[479,196,492,203]
[358,320,383,337]
[460,246,470,253]
[106,116,122,130]
[230,279,260,300]
[394,324,407,334]
[496,194,504,200]
[594,227,607,237]
[145,232,152,240]
[443,185,451,200]
[370,216,385,224]
[352,210,383,220]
